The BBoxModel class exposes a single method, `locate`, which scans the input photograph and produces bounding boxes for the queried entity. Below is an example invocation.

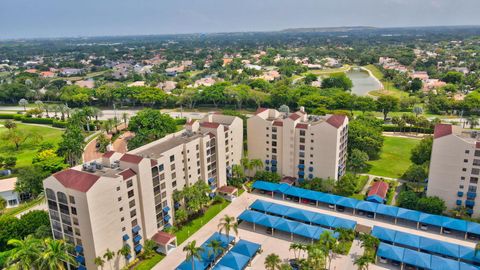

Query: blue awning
[372,226,396,243]
[331,218,357,230]
[335,197,359,208]
[443,216,468,231]
[75,255,85,264]
[212,265,235,270]
[252,181,278,192]
[298,164,305,169]
[122,234,129,241]
[375,204,399,217]
[366,195,384,204]
[396,208,421,222]
[256,214,280,228]
[355,201,378,212]
[75,245,83,253]
[418,213,445,227]
[403,248,431,268]
[431,255,460,270]
[229,239,261,258]
[276,183,291,193]
[209,193,216,198]
[394,231,420,249]
[286,208,316,223]
[134,244,143,253]
[377,242,405,262]
[163,206,170,212]
[298,171,305,176]
[208,178,215,183]
[133,234,142,243]
[205,232,235,249]
[238,210,262,224]
[164,215,171,222]
[132,225,141,234]
[274,219,297,233]
[125,254,132,260]
[311,214,336,228]
[176,257,206,270]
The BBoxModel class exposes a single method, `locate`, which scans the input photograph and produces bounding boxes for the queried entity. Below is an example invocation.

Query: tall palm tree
[206,240,224,263]
[5,235,42,269]
[121,112,129,127]
[38,238,77,270]
[218,215,239,241]
[264,253,281,270]
[94,256,105,269]
[354,254,373,270]
[250,159,264,175]
[183,241,204,270]
[142,239,157,259]
[117,245,131,265]
[289,242,302,261]
[318,231,337,270]
[103,248,115,270]
[358,233,380,257]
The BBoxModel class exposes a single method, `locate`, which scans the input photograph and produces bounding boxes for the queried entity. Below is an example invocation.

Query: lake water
[346,69,382,96]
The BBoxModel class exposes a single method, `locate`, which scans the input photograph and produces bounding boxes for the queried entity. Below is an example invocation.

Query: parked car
[337,206,345,212]
[420,224,428,231]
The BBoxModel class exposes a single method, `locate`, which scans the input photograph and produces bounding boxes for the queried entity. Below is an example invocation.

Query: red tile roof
[255,108,268,115]
[200,122,220,128]
[434,124,453,139]
[295,123,309,129]
[119,169,136,180]
[120,153,143,164]
[280,176,295,185]
[289,113,301,120]
[207,132,216,138]
[273,120,283,127]
[326,115,346,128]
[368,181,389,199]
[53,169,100,193]
[152,231,176,245]
[217,185,238,194]
[103,151,115,158]
[151,159,158,166]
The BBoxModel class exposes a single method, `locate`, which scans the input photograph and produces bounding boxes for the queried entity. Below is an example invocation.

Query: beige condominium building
[247,107,348,182]
[427,124,480,217]
[43,113,242,270]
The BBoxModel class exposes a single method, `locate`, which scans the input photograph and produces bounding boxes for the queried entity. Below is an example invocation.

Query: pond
[346,68,382,96]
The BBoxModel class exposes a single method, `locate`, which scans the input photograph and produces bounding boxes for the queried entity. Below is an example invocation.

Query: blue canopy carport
[265,203,289,217]
[460,262,480,270]
[459,246,480,264]
[442,216,468,237]
[237,210,263,231]
[215,252,250,270]
[301,190,322,205]
[331,217,356,230]
[467,221,480,240]
[335,197,359,214]
[377,242,405,263]
[229,240,261,258]
[418,213,445,232]
[374,204,399,223]
[256,215,280,232]
[176,257,207,270]
[293,223,322,241]
[355,201,378,218]
[402,248,431,269]
[366,194,384,204]
[285,208,316,223]
[206,232,235,249]
[275,218,297,240]
[395,208,421,227]
[249,200,272,213]
[283,186,304,202]
[372,226,396,244]
[251,181,278,197]
[311,213,336,228]
[431,255,461,270]
[420,237,459,259]
[394,231,420,250]
[212,265,235,270]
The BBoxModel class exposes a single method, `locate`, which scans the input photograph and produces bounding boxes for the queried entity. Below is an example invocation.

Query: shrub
[52,120,67,128]
[12,114,24,121]
[21,117,54,125]
[0,114,14,119]
[174,118,187,125]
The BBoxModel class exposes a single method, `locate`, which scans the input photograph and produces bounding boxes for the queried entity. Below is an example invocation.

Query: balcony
[163,206,170,213]
[132,225,141,234]
[133,234,142,243]
[466,200,475,207]
[458,191,464,197]
[163,215,171,222]
[75,245,83,254]
[75,255,85,265]
[467,192,477,199]
[308,167,314,172]
[298,171,305,176]
[297,164,305,169]
[122,234,129,241]
[456,200,462,206]
[134,244,143,253]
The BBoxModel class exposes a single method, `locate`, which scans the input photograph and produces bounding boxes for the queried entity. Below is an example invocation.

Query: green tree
[410,136,433,165]
[402,164,428,190]
[0,216,23,251]
[218,215,238,240]
[174,208,188,225]
[442,71,463,84]
[206,240,224,261]
[5,235,41,270]
[348,149,369,175]
[397,190,419,210]
[19,210,51,237]
[416,196,446,215]
[354,254,374,270]
[335,173,358,197]
[183,240,204,270]
[0,197,6,214]
[15,166,50,197]
[348,115,384,160]
[38,238,77,270]
[18,98,29,112]
[57,124,85,166]
[264,253,282,270]
[103,248,115,270]
[254,171,281,183]
[96,133,111,153]
[127,109,176,149]
[318,231,337,270]
[321,73,353,91]
[1,127,43,151]
[142,239,157,259]
[376,95,400,121]
[94,256,105,269]
[117,245,131,265]
[304,73,318,85]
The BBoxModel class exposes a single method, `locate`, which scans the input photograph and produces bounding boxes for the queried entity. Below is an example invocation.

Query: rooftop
[135,132,204,159]
[0,177,17,192]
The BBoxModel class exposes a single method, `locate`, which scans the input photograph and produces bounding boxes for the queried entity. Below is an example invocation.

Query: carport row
[252,181,480,240]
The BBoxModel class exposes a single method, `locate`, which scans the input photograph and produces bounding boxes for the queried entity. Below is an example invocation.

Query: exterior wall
[0,190,19,208]
[427,135,480,217]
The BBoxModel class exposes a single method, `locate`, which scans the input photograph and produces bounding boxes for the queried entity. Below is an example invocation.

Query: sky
[1,0,479,39]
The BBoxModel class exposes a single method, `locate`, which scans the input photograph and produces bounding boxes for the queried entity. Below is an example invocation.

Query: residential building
[75,80,95,89]
[0,177,20,208]
[427,124,480,217]
[247,108,348,181]
[43,113,243,270]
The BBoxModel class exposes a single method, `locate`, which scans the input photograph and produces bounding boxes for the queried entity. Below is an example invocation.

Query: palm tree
[358,233,380,257]
[5,235,42,269]
[240,157,253,176]
[142,239,157,259]
[289,242,302,261]
[218,215,239,241]
[43,103,51,118]
[94,256,105,269]
[264,253,281,270]
[250,159,264,175]
[103,248,115,270]
[354,254,374,270]
[318,231,337,270]
[183,240,204,270]
[231,164,245,179]
[121,112,129,127]
[412,106,423,117]
[206,240,224,263]
[38,238,77,270]
[467,116,479,129]
[117,245,131,265]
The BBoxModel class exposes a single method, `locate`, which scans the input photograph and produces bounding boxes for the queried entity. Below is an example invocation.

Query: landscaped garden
[367,136,420,178]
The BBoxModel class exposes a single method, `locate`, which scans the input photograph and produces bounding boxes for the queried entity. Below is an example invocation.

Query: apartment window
[57,192,68,204]
[119,207,123,212]
[118,197,122,202]
[272,141,277,147]
[464,159,469,163]
[116,186,120,191]
[272,134,277,140]
[469,186,477,192]
[196,145,199,150]
[475,150,480,157]
[198,169,201,174]
[170,155,175,162]
[461,176,466,180]
[171,172,176,179]
[272,155,277,160]
[130,209,137,218]
[70,207,77,215]
[46,188,56,200]
[272,127,277,132]
[474,159,480,166]
[129,200,135,208]
[131,219,138,227]
[466,150,470,154]
[471,177,479,184]
[472,168,480,175]
[463,168,467,172]
[72,217,79,226]
[299,159,305,165]
[171,164,176,171]
[121,217,125,222]
[172,181,177,188]
[300,130,306,136]
[272,148,277,154]
[162,191,167,198]
[69,196,75,204]
[126,180,133,188]
[159,164,164,172]
[127,190,134,198]
[299,152,305,158]
[459,185,464,189]
[266,127,269,130]
[122,227,126,232]
[311,140,314,143]
[300,138,305,143]
[160,182,166,189]
[299,145,305,151]
[160,173,165,180]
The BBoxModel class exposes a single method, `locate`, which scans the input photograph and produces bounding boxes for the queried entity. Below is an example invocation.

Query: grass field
[0,122,64,169]
[367,136,420,178]
[306,64,351,75]
[363,65,408,99]
[135,200,230,270]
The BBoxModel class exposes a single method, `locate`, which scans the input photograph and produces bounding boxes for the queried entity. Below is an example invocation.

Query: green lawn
[135,200,230,270]
[306,64,351,75]
[367,136,420,178]
[0,122,64,169]
[363,65,408,99]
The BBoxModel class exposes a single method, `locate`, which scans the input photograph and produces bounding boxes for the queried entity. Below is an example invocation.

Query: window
[129,200,135,208]
[475,150,480,157]
[130,209,137,218]
[131,219,138,227]
[127,190,134,198]
[300,138,305,143]
[299,159,304,164]
[121,217,125,222]
[196,145,199,150]
[474,159,480,166]
[466,150,470,154]
[46,189,56,200]
[69,196,75,204]
[472,168,480,175]
[272,148,277,154]
[57,192,68,204]
[171,164,175,170]
[469,185,477,192]
[300,130,305,136]
[159,164,164,172]
[299,152,305,158]
[461,176,466,180]
[116,186,120,191]
[266,127,269,130]
[272,155,277,160]
[160,182,166,189]
[172,181,177,188]
[71,207,77,215]
[171,172,176,179]
[126,180,133,188]
[471,177,479,184]
[272,134,277,140]
[464,159,469,163]
[118,197,122,202]
[119,207,123,212]
[459,185,464,189]
[170,155,175,162]
[463,168,467,172]
[162,191,167,198]
[299,145,305,151]
[272,141,277,147]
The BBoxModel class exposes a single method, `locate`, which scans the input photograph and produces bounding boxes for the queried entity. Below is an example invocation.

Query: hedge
[12,114,24,121]
[174,118,187,125]
[20,117,54,125]
[52,120,68,128]
[382,125,433,134]
[0,114,14,119]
